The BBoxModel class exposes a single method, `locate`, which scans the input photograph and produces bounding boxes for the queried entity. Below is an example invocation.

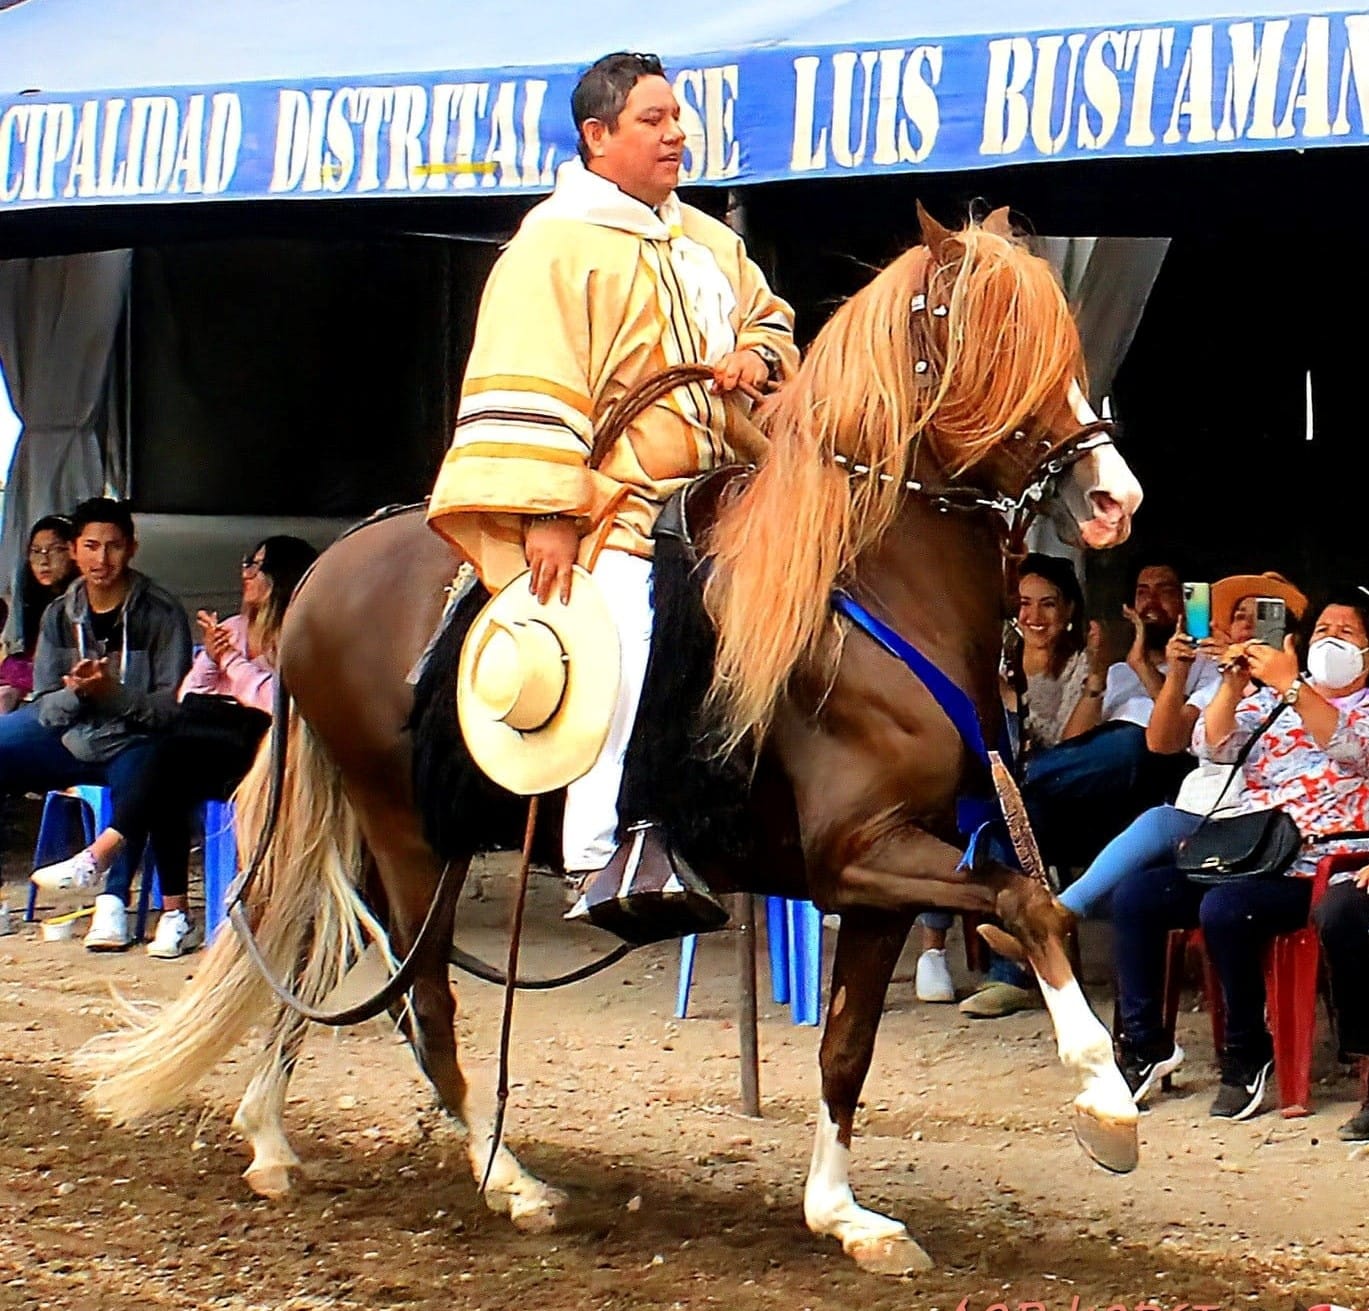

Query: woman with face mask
[1111,592,1369,1125]
[1059,572,1309,920]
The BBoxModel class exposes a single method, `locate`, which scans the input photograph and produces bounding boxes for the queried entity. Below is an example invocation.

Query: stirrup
[564,825,729,946]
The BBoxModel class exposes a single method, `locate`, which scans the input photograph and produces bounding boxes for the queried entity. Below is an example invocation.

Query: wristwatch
[1283,678,1305,706]
[748,343,783,381]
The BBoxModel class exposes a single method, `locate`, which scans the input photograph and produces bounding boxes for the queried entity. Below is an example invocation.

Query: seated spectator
[1061,571,1309,919]
[1312,866,1369,1141]
[944,554,1103,1011]
[962,559,1218,1019]
[0,516,78,714]
[32,536,318,958]
[0,498,192,950]
[1113,593,1369,1120]
[1017,561,1220,874]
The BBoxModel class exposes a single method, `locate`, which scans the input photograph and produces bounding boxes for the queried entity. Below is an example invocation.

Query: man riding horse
[426,51,798,933]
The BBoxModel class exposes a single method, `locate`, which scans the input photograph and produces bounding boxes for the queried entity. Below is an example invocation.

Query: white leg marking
[233,1053,302,1200]
[463,1110,568,1233]
[804,1102,932,1273]
[1036,973,1139,1173]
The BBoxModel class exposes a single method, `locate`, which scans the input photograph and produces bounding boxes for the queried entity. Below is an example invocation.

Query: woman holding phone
[1112,591,1369,1120]
[1061,571,1308,919]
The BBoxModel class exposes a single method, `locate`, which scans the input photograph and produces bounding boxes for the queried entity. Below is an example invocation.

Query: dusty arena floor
[1,853,1366,1311]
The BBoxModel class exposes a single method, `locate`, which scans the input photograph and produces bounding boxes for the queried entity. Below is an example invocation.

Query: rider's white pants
[562,550,654,874]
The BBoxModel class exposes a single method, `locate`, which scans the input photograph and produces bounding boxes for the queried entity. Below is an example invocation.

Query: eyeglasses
[241,557,265,577]
[29,545,70,561]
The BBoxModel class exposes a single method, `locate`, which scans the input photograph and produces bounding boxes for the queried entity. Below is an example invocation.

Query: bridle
[832,417,1119,593]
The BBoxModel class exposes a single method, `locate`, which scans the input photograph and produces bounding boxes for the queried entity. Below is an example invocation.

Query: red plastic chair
[1161,852,1359,1117]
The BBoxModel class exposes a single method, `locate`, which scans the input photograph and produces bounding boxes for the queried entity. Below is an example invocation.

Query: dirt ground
[0,848,1366,1311]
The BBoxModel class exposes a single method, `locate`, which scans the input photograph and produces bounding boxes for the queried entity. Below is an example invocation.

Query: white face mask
[1307,637,1369,689]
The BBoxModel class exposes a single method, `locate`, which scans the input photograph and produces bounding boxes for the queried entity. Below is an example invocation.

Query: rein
[226,676,465,1026]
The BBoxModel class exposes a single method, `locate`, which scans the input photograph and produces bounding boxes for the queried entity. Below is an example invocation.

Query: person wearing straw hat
[426,52,797,939]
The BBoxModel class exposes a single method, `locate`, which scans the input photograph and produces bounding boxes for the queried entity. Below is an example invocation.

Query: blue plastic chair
[201,798,237,941]
[25,786,162,940]
[676,896,824,1026]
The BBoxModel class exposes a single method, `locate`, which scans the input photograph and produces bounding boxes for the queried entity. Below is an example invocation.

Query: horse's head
[914,204,1142,551]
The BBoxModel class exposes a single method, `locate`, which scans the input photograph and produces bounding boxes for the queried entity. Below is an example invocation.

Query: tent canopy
[1,1,1366,207]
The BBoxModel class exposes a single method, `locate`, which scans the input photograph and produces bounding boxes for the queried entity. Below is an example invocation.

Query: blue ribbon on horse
[831,590,1010,868]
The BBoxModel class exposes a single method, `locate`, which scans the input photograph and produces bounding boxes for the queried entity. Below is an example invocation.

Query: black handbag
[1175,700,1303,886]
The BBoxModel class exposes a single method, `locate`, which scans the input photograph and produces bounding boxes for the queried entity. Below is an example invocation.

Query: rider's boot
[564,823,729,945]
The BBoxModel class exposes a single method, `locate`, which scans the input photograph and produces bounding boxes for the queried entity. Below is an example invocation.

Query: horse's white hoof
[244,1161,295,1200]
[509,1186,568,1233]
[1071,1098,1139,1174]
[845,1232,934,1276]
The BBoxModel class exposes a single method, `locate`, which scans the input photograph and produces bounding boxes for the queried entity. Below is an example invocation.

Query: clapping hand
[1121,604,1149,670]
[196,610,234,666]
[63,656,118,702]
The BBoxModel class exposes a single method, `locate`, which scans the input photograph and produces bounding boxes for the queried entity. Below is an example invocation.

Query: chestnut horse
[84,209,1144,1275]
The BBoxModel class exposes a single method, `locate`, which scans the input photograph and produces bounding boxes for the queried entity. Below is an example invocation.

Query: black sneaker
[1210,1055,1273,1120]
[1337,1099,1369,1142]
[1119,1042,1185,1105]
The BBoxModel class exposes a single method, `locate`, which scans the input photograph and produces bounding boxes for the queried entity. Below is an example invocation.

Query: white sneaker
[84,894,131,951]
[147,910,202,959]
[31,849,102,894]
[915,948,956,1003]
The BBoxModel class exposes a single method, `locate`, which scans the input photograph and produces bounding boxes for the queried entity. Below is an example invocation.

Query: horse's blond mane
[703,221,1085,751]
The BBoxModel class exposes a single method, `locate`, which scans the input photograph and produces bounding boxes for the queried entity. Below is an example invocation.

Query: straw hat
[1211,571,1309,632]
[457,567,621,796]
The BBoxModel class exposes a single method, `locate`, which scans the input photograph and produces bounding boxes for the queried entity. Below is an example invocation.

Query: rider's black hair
[571,52,666,164]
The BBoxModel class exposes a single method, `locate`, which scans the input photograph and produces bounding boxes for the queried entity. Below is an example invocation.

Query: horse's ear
[981,206,1015,239]
[916,201,954,261]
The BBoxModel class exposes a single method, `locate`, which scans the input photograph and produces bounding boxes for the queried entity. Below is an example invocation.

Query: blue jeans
[1020,721,1184,871]
[1112,862,1312,1064]
[1059,805,1201,919]
[0,705,162,902]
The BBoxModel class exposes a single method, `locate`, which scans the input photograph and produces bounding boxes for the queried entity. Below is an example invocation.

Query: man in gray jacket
[0,498,190,949]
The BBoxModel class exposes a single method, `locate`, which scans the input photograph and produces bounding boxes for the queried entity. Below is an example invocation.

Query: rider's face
[581,75,685,208]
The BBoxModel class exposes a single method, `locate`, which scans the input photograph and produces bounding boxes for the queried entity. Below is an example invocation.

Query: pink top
[177,613,275,714]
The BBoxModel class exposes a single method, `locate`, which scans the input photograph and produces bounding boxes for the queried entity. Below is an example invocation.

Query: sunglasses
[241,557,265,576]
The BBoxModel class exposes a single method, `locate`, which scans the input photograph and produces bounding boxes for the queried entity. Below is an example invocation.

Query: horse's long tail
[79,704,380,1123]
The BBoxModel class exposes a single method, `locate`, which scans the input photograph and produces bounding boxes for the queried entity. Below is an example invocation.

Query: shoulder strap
[1198,698,1287,820]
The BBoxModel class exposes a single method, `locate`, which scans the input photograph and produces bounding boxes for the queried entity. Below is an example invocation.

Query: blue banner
[1,10,1366,210]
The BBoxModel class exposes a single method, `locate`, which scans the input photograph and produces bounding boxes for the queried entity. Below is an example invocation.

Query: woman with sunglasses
[32,536,317,957]
[0,516,78,713]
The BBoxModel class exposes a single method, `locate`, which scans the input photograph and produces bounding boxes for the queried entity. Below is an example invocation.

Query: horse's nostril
[1089,490,1123,524]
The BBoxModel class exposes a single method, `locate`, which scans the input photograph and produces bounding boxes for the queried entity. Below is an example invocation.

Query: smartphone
[1252,596,1287,647]
[1182,582,1211,640]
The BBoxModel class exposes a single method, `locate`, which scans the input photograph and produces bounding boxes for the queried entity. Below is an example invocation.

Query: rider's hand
[711,349,770,398]
[523,516,579,605]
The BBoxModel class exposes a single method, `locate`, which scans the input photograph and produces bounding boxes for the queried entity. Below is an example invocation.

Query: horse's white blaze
[463,1111,567,1232]
[1067,379,1098,426]
[804,1103,908,1247]
[232,1062,301,1197]
[1036,974,1137,1127]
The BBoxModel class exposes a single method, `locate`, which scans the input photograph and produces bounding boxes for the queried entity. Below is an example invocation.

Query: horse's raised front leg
[982,878,1138,1174]
[364,810,568,1232]
[232,1004,309,1199]
[805,912,934,1275]
[828,826,1138,1178]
